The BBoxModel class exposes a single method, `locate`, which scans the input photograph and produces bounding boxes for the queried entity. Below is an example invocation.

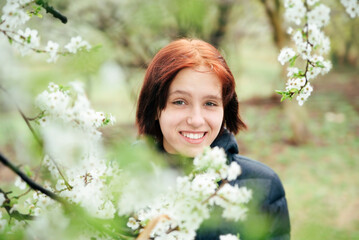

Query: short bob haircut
[136,38,246,142]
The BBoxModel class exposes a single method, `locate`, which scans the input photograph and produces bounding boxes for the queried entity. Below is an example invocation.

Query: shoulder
[231,154,286,204]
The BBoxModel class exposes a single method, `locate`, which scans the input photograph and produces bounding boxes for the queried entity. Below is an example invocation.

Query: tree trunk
[209,1,233,48]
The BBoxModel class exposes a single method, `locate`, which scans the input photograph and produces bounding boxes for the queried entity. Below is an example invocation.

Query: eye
[205,102,217,107]
[173,100,185,105]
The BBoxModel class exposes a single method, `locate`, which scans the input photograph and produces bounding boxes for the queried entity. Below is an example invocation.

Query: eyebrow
[169,90,222,101]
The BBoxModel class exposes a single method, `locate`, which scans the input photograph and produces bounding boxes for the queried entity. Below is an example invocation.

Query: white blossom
[227,162,241,181]
[45,41,59,63]
[292,30,304,46]
[286,27,293,35]
[306,24,325,47]
[285,77,306,91]
[307,4,330,28]
[284,0,306,25]
[34,82,118,219]
[127,217,140,230]
[1,2,30,30]
[65,36,91,54]
[340,0,359,18]
[193,146,227,172]
[302,82,313,95]
[13,28,40,56]
[318,36,330,55]
[307,0,319,6]
[278,47,296,65]
[15,176,27,190]
[296,82,313,106]
[287,67,299,78]
[0,193,5,206]
[220,234,240,240]
[128,147,250,239]
[191,173,217,196]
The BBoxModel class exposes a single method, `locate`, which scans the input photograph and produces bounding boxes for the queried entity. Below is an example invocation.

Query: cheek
[158,109,181,132]
[208,110,224,130]
[159,109,179,123]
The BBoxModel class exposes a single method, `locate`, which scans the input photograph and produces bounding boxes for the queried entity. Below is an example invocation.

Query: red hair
[136,38,246,141]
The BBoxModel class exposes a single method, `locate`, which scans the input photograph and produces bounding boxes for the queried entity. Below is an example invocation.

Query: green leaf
[24,166,33,177]
[316,61,325,68]
[289,55,298,67]
[280,95,287,102]
[9,198,18,206]
[289,88,299,93]
[103,118,110,125]
[276,90,294,102]
[59,85,71,92]
[275,90,285,95]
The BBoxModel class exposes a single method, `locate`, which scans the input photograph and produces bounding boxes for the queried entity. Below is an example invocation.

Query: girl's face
[158,66,224,157]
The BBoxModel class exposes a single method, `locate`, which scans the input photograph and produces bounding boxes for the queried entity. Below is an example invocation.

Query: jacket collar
[210,129,239,156]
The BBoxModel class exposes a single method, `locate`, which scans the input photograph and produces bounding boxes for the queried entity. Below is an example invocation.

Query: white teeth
[182,132,205,139]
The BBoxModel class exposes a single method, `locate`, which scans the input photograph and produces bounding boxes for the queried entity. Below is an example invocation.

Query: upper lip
[180,131,207,134]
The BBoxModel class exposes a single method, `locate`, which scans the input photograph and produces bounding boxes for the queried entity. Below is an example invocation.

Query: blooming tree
[276,0,359,106]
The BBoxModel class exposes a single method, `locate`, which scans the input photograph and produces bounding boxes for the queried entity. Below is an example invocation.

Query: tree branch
[35,0,68,24]
[0,152,65,204]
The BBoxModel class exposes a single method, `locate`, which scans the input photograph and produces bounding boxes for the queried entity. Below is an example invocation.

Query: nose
[186,106,205,128]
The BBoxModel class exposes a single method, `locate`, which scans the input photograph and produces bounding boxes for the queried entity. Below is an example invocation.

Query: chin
[181,147,204,158]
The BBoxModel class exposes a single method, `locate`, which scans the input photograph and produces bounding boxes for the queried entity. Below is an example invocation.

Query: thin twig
[26,111,45,121]
[202,179,228,204]
[15,156,44,199]
[47,153,73,190]
[0,28,67,55]
[0,188,34,221]
[0,85,43,147]
[0,85,72,190]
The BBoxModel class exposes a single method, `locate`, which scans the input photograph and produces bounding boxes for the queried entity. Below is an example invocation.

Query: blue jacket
[195,130,291,240]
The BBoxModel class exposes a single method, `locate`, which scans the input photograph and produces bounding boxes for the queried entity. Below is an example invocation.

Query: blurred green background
[0,0,358,239]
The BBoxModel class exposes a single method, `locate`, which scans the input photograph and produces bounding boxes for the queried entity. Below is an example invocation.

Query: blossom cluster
[340,0,359,18]
[278,0,358,106]
[0,82,120,238]
[0,0,91,62]
[278,0,334,106]
[32,82,117,218]
[127,147,252,240]
[4,81,118,232]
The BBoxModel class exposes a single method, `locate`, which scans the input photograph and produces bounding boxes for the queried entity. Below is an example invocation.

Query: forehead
[169,66,222,95]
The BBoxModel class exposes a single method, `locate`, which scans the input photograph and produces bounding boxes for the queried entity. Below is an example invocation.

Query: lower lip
[180,132,206,144]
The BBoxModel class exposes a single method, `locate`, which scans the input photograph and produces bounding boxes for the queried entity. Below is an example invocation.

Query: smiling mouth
[180,132,207,140]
